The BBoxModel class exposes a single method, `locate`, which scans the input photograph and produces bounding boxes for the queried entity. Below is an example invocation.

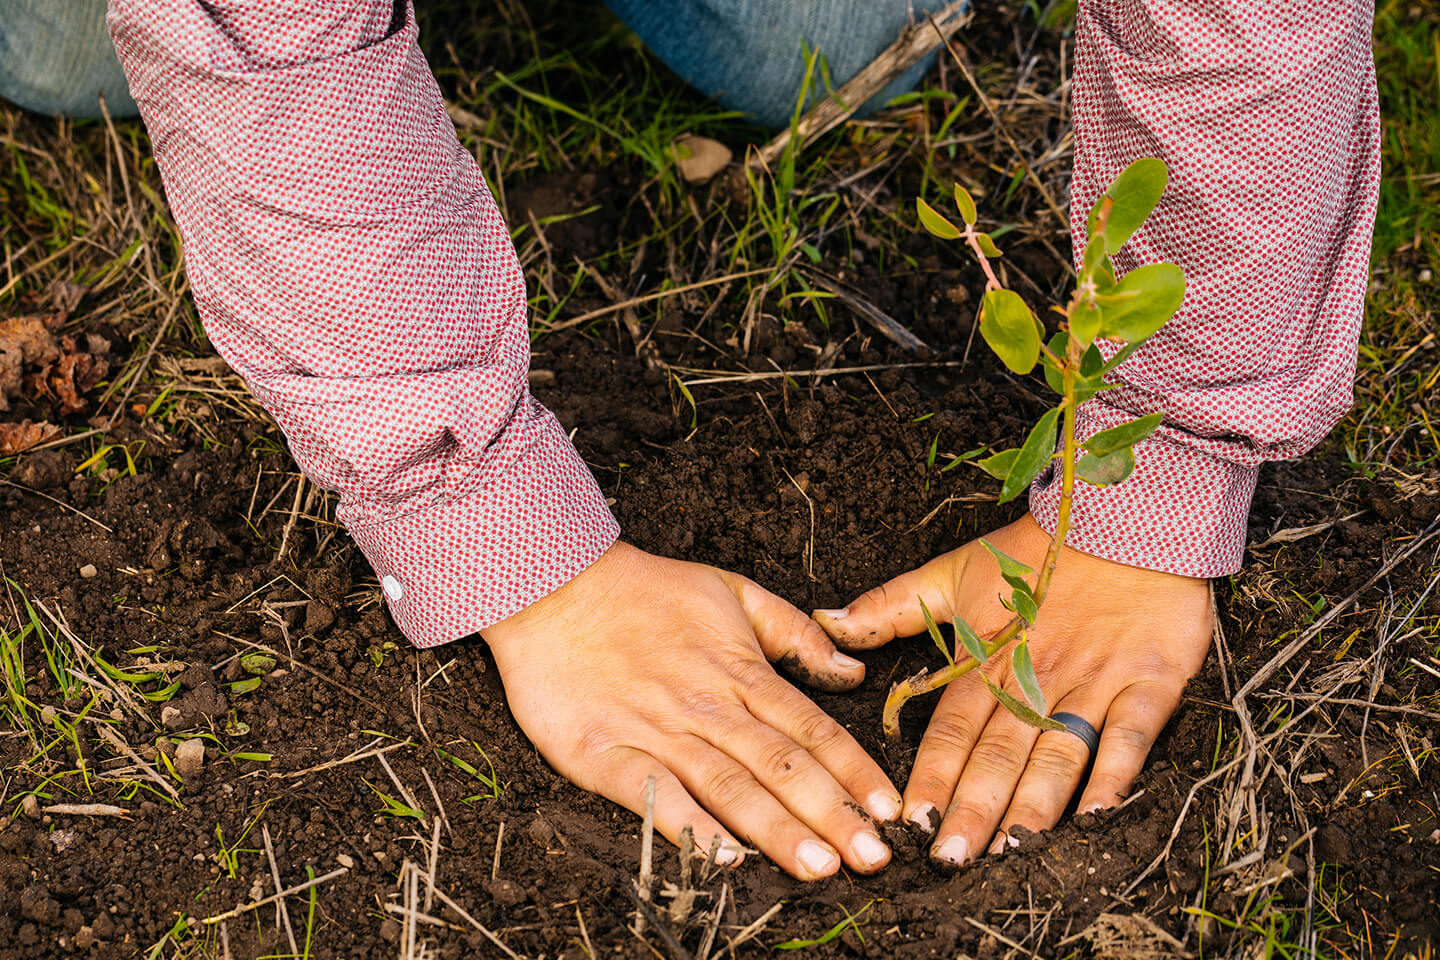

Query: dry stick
[426,886,522,960]
[376,752,425,822]
[96,724,182,805]
[260,825,300,958]
[271,737,410,780]
[576,905,596,959]
[803,271,928,353]
[107,295,183,431]
[696,882,728,960]
[544,269,770,333]
[223,636,388,714]
[421,767,452,839]
[423,816,442,914]
[0,480,114,533]
[275,473,307,563]
[679,359,964,387]
[201,867,348,925]
[627,889,695,960]
[751,0,971,169]
[927,15,1070,231]
[635,775,657,935]
[1227,514,1440,849]
[727,902,784,956]
[491,820,506,882]
[41,803,130,817]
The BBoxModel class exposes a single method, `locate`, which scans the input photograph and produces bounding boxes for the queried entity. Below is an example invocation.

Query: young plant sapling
[887,159,1185,740]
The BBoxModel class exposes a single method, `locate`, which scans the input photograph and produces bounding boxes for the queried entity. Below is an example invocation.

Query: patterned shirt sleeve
[107,0,620,648]
[1030,0,1381,578]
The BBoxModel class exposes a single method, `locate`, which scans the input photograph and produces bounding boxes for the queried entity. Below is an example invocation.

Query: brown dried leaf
[0,420,61,455]
[0,313,63,412]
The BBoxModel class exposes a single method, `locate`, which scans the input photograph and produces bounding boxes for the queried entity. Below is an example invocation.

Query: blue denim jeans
[0,0,937,125]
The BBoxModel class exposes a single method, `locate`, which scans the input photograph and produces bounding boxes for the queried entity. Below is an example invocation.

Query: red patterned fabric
[107,0,1377,648]
[1030,0,1379,576]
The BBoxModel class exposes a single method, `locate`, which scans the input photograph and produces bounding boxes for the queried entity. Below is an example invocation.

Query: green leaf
[918,596,953,666]
[1076,447,1136,486]
[229,677,262,695]
[940,446,987,472]
[954,616,986,663]
[239,653,276,676]
[1087,157,1168,255]
[953,184,977,225]
[1012,589,1038,624]
[980,538,1034,580]
[982,674,1066,733]
[976,448,1018,480]
[1011,640,1047,713]
[975,233,1002,258]
[1081,233,1107,277]
[1084,412,1164,457]
[980,289,1041,375]
[1069,301,1101,350]
[998,407,1060,504]
[917,197,961,240]
[1097,263,1186,343]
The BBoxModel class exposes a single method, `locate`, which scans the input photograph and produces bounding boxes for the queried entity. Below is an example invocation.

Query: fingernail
[797,840,839,877]
[907,803,937,834]
[1078,801,1103,815]
[814,608,849,620]
[932,835,968,866]
[851,832,890,869]
[832,650,863,670]
[866,791,901,822]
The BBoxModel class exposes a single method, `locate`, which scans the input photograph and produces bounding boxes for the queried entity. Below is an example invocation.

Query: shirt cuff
[345,417,620,648]
[1028,404,1257,579]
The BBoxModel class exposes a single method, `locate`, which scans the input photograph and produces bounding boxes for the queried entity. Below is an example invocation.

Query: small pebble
[336,853,355,869]
[21,796,41,820]
[79,564,98,579]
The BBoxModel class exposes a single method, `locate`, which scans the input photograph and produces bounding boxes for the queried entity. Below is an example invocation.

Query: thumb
[720,572,866,692]
[813,555,961,651]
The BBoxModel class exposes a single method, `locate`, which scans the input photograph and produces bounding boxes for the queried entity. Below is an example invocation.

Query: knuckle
[573,720,619,763]
[1109,720,1155,753]
[791,708,846,752]
[924,712,980,753]
[1028,737,1087,778]
[967,736,1024,776]
[756,739,811,786]
[701,766,753,812]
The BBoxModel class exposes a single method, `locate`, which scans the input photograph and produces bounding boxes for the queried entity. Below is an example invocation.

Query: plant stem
[880,337,1082,741]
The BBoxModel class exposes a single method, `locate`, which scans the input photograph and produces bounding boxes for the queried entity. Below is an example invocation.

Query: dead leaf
[0,420,61,455]
[0,312,63,412]
[1,313,110,416]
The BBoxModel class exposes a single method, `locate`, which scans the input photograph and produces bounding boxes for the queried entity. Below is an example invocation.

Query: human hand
[482,541,900,880]
[813,514,1211,865]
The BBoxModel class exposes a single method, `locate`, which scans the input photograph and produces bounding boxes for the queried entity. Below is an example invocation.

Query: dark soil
[2,306,1438,957]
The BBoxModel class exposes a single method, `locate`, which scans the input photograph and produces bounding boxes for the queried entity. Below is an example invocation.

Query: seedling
[886,159,1186,739]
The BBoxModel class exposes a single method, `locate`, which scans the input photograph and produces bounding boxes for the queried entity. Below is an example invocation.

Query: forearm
[107,0,619,645]
[1032,0,1381,576]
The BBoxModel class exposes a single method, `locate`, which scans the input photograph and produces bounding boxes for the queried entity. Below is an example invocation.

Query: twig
[0,480,114,532]
[41,803,131,817]
[491,820,506,882]
[679,359,963,387]
[545,269,769,333]
[636,775,656,935]
[751,1,970,168]
[261,825,300,957]
[96,724,182,805]
[727,902,784,956]
[201,867,348,925]
[426,886,522,960]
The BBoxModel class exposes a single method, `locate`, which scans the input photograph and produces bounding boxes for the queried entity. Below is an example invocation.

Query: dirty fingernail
[814,608,849,620]
[907,803,937,834]
[1078,801,1104,815]
[932,835,968,866]
[867,792,900,822]
[832,650,863,670]
[797,840,839,877]
[852,832,890,869]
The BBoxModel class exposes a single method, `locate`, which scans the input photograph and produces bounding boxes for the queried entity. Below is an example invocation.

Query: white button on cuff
[381,575,404,602]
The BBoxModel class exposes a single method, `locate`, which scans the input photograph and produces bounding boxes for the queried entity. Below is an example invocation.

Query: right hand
[482,541,899,880]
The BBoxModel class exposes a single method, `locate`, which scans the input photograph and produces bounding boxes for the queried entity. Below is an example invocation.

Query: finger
[722,572,865,692]
[812,551,962,651]
[902,671,995,835]
[661,734,844,881]
[741,670,901,824]
[1077,680,1184,814]
[704,707,891,874]
[928,676,1043,866]
[594,746,745,865]
[992,690,1104,849]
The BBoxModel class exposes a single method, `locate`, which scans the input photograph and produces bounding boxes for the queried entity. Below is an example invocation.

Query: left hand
[813,514,1212,865]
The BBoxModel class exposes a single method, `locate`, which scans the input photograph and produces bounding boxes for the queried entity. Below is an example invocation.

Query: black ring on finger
[1050,711,1100,762]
